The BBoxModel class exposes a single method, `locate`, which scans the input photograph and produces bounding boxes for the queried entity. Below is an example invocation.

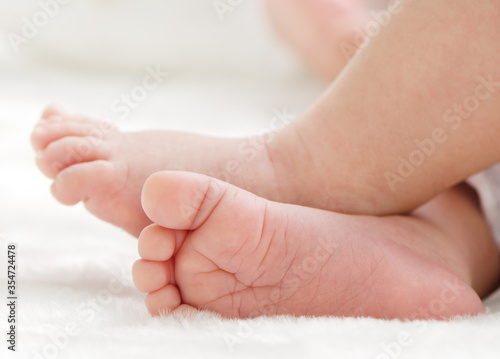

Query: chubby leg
[132,172,499,319]
[269,0,500,215]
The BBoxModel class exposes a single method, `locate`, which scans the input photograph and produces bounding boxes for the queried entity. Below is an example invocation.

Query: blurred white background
[0,0,324,131]
[0,0,295,73]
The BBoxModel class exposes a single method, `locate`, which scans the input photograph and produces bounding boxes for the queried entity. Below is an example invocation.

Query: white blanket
[1,1,500,358]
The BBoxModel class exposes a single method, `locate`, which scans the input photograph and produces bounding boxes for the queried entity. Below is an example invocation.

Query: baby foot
[132,171,483,319]
[31,106,281,237]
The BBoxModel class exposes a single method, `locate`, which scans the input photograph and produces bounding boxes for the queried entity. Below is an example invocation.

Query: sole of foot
[132,171,483,319]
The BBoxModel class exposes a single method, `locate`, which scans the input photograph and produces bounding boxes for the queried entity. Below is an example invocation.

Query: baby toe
[138,225,179,261]
[41,104,67,120]
[36,136,110,178]
[32,119,110,152]
[145,285,182,316]
[132,259,173,293]
[141,171,228,231]
[51,160,121,205]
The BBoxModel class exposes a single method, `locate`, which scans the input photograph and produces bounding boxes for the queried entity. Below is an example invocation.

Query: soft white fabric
[1,2,500,358]
[468,165,500,249]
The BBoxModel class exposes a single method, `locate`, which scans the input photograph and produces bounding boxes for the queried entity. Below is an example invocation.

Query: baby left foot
[132,171,484,319]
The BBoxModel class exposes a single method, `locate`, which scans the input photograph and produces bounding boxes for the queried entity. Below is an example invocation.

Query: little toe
[132,259,172,293]
[138,225,181,261]
[145,285,182,316]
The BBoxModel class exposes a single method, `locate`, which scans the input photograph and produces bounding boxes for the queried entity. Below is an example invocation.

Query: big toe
[141,171,230,230]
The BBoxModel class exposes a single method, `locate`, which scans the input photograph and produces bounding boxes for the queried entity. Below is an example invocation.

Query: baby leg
[268,0,500,215]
